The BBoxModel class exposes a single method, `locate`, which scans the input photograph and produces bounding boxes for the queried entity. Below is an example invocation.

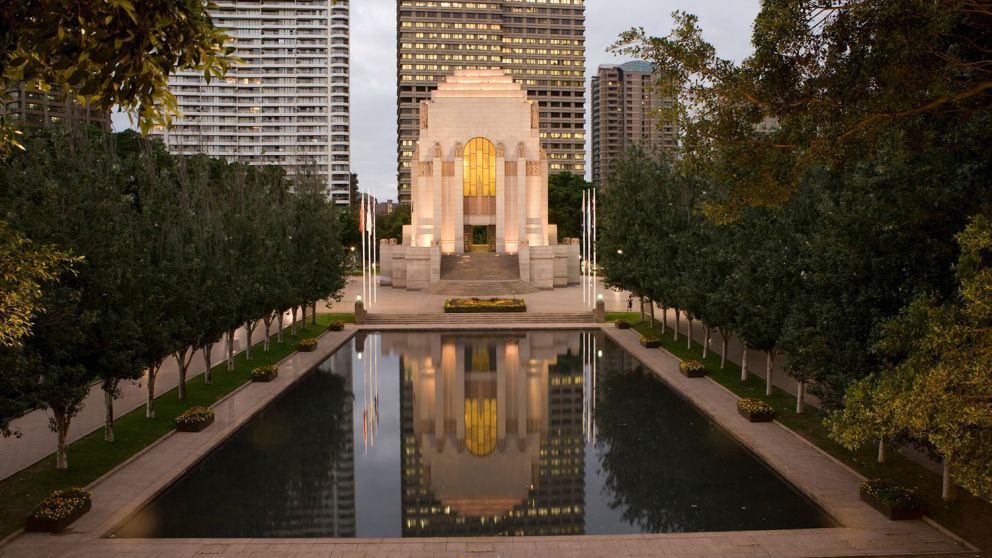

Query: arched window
[463,137,496,197]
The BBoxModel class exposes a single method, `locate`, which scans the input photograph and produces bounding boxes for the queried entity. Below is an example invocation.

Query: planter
[443,298,527,313]
[639,337,660,348]
[252,372,277,382]
[176,414,214,432]
[859,481,924,520]
[680,367,706,378]
[738,408,775,422]
[615,321,631,329]
[251,365,278,382]
[25,501,91,533]
[297,344,317,352]
[860,489,924,520]
[327,321,345,331]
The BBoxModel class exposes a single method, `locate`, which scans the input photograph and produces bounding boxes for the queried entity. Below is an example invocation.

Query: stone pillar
[594,298,605,323]
[355,299,366,325]
[552,244,568,287]
[495,150,506,252]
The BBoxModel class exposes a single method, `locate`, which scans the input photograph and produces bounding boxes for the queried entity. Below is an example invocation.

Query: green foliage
[174,406,214,426]
[250,365,278,382]
[0,222,78,349]
[830,213,992,496]
[0,0,234,136]
[860,479,922,511]
[547,172,588,240]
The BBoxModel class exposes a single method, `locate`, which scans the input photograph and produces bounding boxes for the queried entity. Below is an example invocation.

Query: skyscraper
[153,0,351,205]
[591,61,675,187]
[396,0,586,205]
[1,83,110,131]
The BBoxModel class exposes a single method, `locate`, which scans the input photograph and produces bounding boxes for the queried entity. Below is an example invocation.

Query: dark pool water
[114,331,834,538]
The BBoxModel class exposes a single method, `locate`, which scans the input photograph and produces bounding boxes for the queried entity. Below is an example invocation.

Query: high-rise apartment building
[154,0,351,205]
[2,83,110,130]
[396,0,585,205]
[591,61,674,186]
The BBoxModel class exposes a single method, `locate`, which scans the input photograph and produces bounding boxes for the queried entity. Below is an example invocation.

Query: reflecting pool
[114,331,833,538]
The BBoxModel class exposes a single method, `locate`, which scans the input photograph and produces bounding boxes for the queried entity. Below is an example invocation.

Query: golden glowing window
[463,137,496,197]
[465,398,497,456]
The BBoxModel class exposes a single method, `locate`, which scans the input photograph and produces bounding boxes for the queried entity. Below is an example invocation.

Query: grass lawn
[606,312,991,553]
[0,312,354,538]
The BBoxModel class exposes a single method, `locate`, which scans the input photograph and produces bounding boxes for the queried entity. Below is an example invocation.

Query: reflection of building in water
[387,331,585,536]
[297,345,355,538]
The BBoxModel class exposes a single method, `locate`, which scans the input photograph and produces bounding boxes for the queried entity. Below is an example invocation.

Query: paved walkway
[0,310,307,481]
[0,324,973,558]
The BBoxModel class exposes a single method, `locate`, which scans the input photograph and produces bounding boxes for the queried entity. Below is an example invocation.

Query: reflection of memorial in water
[388,331,587,536]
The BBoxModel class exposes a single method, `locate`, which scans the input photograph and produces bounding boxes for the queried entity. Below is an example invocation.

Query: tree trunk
[741,342,749,382]
[765,351,775,396]
[686,317,693,349]
[639,297,645,322]
[103,380,118,443]
[291,306,299,336]
[703,326,711,358]
[796,381,806,415]
[942,456,956,501]
[311,301,318,324]
[174,346,194,401]
[146,363,160,419]
[54,408,69,470]
[648,301,655,329]
[245,322,255,360]
[262,313,273,352]
[673,309,680,341]
[203,342,214,384]
[277,312,285,343]
[720,330,730,369]
[300,304,307,330]
[661,307,667,334]
[226,329,236,372]
[877,437,887,464]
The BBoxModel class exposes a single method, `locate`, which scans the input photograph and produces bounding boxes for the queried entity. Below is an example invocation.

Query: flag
[359,195,365,233]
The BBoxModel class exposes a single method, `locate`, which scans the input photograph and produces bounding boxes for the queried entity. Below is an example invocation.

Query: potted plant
[25,488,92,533]
[737,398,775,422]
[679,359,706,378]
[859,479,924,520]
[251,364,278,382]
[443,297,527,313]
[327,320,345,331]
[297,338,318,352]
[615,320,631,329]
[639,335,660,348]
[175,406,215,432]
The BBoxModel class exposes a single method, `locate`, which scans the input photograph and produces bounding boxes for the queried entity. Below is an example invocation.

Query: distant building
[376,200,396,216]
[396,0,586,205]
[591,61,675,187]
[152,0,352,205]
[2,83,110,130]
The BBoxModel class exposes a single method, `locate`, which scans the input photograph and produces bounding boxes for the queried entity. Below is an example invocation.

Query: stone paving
[0,323,976,558]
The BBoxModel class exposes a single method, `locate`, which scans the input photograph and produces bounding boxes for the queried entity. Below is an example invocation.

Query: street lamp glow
[617,249,623,255]
[597,293,603,301]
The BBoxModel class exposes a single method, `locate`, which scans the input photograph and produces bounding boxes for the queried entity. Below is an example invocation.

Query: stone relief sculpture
[418,161,433,177]
[526,161,542,176]
[433,142,442,159]
[517,142,526,158]
[539,147,547,160]
[419,101,429,130]
[496,143,505,158]
[530,102,539,129]
[455,142,464,158]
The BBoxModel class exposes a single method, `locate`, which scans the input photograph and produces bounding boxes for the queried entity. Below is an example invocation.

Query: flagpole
[592,187,597,306]
[581,189,587,306]
[360,191,366,308]
[372,194,378,307]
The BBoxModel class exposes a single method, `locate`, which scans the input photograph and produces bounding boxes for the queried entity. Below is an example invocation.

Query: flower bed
[679,359,706,378]
[297,338,318,352]
[26,488,92,533]
[175,406,215,432]
[639,335,660,348]
[251,364,279,382]
[615,320,631,329]
[737,398,775,422]
[859,479,924,520]
[444,297,526,313]
[327,320,345,331]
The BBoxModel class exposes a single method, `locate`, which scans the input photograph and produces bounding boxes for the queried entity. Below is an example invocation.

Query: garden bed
[175,406,215,432]
[444,298,526,313]
[737,398,775,422]
[679,360,706,378]
[860,479,924,520]
[25,488,92,533]
[297,338,318,352]
[251,365,278,382]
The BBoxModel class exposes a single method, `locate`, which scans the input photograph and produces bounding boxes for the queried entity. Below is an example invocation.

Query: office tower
[154,0,351,205]
[591,61,675,186]
[396,0,586,205]
[2,83,110,130]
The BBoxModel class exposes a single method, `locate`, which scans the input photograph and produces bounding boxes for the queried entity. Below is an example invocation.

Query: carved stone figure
[433,142,442,159]
[496,143,505,158]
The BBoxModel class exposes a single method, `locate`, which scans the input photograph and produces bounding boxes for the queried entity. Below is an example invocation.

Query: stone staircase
[441,253,519,280]
[364,312,595,325]
[421,279,539,296]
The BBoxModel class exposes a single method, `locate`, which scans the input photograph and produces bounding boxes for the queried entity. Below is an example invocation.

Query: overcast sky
[114,1,761,202]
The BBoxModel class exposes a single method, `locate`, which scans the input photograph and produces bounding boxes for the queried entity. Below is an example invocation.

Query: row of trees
[0,125,346,469]
[602,1,991,498]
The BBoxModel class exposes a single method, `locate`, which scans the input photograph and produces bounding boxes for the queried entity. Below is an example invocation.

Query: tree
[0,222,77,349]
[547,172,587,241]
[830,213,992,499]
[0,0,234,141]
